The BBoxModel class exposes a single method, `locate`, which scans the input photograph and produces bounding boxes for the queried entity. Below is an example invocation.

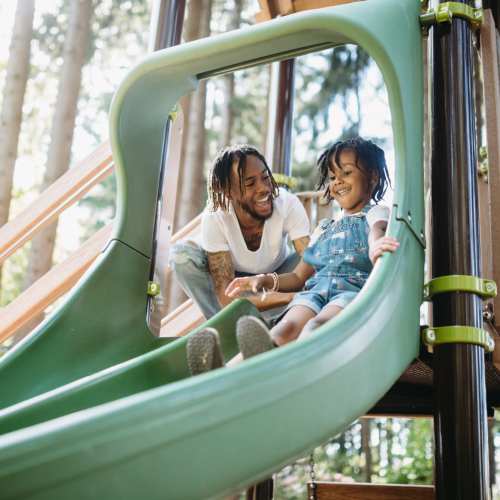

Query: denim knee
[169,242,209,277]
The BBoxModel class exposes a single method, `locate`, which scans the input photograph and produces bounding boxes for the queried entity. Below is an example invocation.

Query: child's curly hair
[207,145,279,211]
[317,137,391,203]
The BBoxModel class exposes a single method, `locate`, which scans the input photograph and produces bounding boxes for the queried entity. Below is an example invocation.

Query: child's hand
[225,274,268,298]
[369,236,399,264]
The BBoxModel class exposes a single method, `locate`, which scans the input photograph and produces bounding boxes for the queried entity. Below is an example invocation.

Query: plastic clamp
[169,104,179,121]
[272,173,297,190]
[147,281,161,296]
[423,275,497,301]
[422,326,495,352]
[420,3,483,32]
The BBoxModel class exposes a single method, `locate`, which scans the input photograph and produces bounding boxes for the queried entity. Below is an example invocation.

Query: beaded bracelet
[260,273,279,302]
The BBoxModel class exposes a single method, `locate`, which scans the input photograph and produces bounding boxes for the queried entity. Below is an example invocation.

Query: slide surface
[0,1,424,498]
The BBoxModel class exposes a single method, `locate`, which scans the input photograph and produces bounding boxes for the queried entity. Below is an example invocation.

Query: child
[187,137,399,373]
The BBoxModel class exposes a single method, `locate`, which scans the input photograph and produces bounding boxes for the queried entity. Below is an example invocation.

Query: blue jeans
[169,241,301,320]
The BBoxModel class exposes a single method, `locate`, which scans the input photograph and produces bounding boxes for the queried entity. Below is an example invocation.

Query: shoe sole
[187,328,224,375]
[236,316,275,359]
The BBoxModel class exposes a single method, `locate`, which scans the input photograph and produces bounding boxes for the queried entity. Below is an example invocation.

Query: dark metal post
[146,0,186,334]
[270,59,295,176]
[151,0,186,51]
[429,0,491,498]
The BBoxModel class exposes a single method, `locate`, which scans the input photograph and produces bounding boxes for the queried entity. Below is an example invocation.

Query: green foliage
[273,418,435,499]
[295,45,370,143]
[0,0,150,309]
[78,174,117,241]
[0,243,31,307]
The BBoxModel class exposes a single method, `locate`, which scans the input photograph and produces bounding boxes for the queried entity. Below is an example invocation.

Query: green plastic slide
[0,0,424,498]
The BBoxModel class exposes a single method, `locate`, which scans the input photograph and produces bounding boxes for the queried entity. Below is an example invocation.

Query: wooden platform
[256,0,360,22]
[308,482,434,500]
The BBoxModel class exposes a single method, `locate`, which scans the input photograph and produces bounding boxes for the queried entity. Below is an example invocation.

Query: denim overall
[289,205,373,314]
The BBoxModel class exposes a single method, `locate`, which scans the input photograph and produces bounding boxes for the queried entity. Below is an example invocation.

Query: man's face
[229,155,274,221]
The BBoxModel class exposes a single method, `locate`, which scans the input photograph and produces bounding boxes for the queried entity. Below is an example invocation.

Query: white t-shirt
[201,188,310,274]
[365,204,390,228]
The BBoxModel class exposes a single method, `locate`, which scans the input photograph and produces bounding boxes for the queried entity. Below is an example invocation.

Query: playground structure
[0,0,499,499]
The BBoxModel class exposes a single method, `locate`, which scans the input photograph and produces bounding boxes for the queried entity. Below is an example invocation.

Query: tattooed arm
[207,251,235,308]
[207,251,299,311]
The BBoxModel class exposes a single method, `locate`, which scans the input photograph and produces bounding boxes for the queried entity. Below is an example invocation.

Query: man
[169,144,310,319]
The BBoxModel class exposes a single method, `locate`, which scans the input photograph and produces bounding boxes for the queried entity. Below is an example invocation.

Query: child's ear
[370,172,379,188]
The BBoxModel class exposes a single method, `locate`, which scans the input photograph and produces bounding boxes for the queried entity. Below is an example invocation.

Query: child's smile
[329,149,373,214]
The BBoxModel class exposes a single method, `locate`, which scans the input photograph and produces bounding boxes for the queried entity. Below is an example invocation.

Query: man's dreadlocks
[207,145,279,211]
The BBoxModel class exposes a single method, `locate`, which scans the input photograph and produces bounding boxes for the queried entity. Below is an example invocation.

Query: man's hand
[369,236,399,264]
[225,274,270,298]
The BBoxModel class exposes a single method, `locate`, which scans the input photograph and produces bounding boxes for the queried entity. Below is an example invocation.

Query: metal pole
[146,0,186,334]
[149,0,186,51]
[269,59,295,176]
[429,0,491,498]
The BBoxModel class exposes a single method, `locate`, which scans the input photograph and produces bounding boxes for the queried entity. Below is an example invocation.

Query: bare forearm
[275,272,308,292]
[292,236,310,256]
[368,220,387,246]
[246,291,296,311]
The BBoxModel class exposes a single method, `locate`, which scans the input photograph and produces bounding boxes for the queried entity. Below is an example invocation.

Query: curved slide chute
[0,1,424,498]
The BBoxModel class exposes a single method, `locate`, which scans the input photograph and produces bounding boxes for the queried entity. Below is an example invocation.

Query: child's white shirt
[309,204,390,246]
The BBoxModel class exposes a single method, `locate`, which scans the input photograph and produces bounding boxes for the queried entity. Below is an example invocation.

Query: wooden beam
[0,141,113,265]
[293,0,360,11]
[480,11,500,327]
[256,0,360,22]
[159,298,204,337]
[308,482,434,500]
[0,225,112,343]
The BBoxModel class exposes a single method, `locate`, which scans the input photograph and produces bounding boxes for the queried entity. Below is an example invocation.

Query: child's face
[328,149,375,214]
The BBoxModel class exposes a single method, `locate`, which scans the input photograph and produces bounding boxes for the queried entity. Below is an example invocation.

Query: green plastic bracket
[478,146,489,182]
[147,281,161,296]
[168,104,179,121]
[420,3,483,32]
[423,275,497,301]
[394,203,426,248]
[422,326,495,352]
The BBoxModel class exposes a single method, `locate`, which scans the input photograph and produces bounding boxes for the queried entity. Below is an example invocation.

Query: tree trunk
[219,0,242,148]
[386,418,394,472]
[174,0,211,230]
[172,0,202,234]
[168,0,212,311]
[23,0,92,304]
[361,418,372,483]
[488,418,496,487]
[0,0,35,296]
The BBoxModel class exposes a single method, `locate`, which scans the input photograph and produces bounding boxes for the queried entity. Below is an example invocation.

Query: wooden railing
[256,0,361,22]
[307,482,434,500]
[0,142,113,265]
[0,143,114,344]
